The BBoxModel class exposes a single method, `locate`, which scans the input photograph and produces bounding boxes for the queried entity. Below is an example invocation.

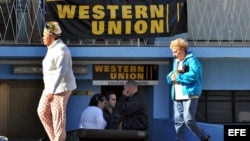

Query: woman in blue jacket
[166,38,211,141]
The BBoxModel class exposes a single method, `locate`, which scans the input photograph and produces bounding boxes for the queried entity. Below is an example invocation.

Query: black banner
[45,0,187,39]
[92,64,158,85]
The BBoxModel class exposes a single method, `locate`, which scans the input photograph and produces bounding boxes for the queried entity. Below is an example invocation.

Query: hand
[122,88,129,96]
[118,122,123,130]
[47,93,54,102]
[171,73,176,82]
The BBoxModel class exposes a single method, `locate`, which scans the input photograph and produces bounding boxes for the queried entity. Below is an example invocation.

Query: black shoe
[201,135,211,141]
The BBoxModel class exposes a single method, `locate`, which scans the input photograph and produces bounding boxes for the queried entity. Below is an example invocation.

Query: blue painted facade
[1,35,250,140]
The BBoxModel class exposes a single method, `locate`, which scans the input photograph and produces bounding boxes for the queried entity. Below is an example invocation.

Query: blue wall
[0,64,42,79]
[0,64,93,80]
[201,59,250,90]
[2,56,250,140]
[2,46,250,59]
[153,65,172,119]
[1,33,250,140]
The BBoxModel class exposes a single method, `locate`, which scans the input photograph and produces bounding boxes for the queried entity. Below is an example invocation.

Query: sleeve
[166,71,175,84]
[116,94,143,116]
[95,110,107,129]
[79,112,84,128]
[166,60,177,84]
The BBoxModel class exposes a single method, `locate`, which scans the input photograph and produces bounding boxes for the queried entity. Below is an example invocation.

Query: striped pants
[37,91,72,141]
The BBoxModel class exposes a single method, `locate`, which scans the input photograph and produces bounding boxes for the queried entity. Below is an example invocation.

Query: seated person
[103,91,122,129]
[79,93,107,129]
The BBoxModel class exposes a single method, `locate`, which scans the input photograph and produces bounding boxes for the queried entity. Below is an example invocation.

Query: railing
[39,129,148,141]
[0,0,44,44]
[68,129,148,141]
[187,0,250,46]
[1,0,250,46]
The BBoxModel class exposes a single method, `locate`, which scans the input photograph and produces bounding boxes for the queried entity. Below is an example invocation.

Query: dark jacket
[103,107,122,129]
[116,92,148,130]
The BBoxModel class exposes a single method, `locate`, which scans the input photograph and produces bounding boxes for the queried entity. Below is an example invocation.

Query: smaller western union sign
[92,64,159,85]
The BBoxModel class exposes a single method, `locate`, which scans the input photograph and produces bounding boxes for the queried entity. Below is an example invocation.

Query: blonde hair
[170,38,188,52]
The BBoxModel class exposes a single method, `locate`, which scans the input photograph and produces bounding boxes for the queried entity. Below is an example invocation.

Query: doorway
[101,85,145,100]
[0,80,46,139]
[101,86,123,100]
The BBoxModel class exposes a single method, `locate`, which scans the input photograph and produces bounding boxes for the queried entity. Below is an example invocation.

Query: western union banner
[93,64,158,85]
[45,0,187,39]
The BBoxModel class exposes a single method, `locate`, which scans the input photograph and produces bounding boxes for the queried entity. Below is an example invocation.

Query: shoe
[201,135,211,141]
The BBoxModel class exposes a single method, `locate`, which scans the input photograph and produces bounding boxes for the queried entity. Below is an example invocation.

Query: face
[124,85,137,96]
[123,85,130,95]
[107,94,117,108]
[171,46,185,61]
[98,98,106,109]
[42,32,54,46]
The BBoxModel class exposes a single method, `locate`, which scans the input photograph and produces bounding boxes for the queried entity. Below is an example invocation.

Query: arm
[95,110,107,129]
[166,60,178,84]
[116,94,143,116]
[166,71,176,84]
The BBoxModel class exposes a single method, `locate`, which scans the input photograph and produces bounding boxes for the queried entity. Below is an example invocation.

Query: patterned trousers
[37,91,72,141]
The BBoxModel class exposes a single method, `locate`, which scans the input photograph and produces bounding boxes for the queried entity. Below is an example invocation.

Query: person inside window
[103,91,122,129]
[79,93,107,129]
[116,80,148,131]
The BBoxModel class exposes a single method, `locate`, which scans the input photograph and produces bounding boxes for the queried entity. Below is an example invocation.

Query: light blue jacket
[166,51,202,100]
